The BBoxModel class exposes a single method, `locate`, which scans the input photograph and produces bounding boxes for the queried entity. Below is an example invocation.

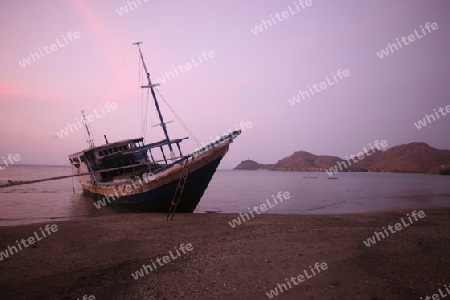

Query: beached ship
[68,43,240,216]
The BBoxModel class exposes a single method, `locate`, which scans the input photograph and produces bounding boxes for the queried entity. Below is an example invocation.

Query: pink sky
[0,0,449,168]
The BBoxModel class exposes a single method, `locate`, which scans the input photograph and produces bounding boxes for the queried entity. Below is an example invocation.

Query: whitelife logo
[265,262,328,298]
[191,121,252,157]
[0,154,21,171]
[115,0,149,16]
[0,224,58,262]
[376,22,439,59]
[228,192,291,228]
[288,69,350,106]
[250,0,313,35]
[77,296,95,300]
[414,105,450,129]
[131,243,194,280]
[55,102,118,139]
[420,284,450,300]
[18,31,81,68]
[92,171,155,209]
[325,140,388,176]
[154,50,215,85]
[363,210,425,247]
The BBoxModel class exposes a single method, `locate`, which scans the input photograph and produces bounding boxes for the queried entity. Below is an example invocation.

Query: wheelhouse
[69,137,188,183]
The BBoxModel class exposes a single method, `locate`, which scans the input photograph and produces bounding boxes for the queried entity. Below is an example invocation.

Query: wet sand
[0,207,449,299]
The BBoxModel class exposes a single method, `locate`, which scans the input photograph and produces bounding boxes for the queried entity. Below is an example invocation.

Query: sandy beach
[0,207,449,299]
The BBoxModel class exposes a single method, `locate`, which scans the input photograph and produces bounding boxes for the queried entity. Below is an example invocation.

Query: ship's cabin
[69,137,188,183]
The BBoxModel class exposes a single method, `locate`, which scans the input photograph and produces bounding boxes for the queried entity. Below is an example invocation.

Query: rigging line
[139,53,144,137]
[149,89,154,137]
[143,66,149,139]
[147,87,154,142]
[143,88,150,141]
[154,88,202,147]
[137,52,141,130]
[138,50,150,140]
[88,44,134,112]
[141,56,145,137]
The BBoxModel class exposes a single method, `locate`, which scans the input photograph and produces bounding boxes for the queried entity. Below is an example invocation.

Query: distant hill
[270,151,340,171]
[365,142,450,173]
[233,160,273,171]
[234,143,450,174]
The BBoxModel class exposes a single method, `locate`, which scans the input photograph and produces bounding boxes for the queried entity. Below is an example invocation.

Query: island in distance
[234,142,450,175]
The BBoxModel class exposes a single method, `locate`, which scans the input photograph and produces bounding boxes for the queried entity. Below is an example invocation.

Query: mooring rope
[0,173,89,189]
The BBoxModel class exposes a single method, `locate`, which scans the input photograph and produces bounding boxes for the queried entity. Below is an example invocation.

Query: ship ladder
[167,158,193,221]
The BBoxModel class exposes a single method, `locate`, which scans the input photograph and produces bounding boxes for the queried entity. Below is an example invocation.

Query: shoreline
[2,203,450,227]
[1,207,449,299]
[2,204,450,228]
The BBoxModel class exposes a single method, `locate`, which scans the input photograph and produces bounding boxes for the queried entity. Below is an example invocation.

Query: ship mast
[134,42,174,154]
[82,110,95,148]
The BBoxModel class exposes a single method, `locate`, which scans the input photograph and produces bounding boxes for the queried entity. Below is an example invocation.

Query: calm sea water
[0,165,449,226]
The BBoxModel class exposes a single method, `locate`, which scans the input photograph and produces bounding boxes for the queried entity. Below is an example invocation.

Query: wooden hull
[80,140,231,212]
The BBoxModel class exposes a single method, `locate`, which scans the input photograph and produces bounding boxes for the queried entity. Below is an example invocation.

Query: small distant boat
[303,176,317,179]
[327,177,338,180]
[7,180,23,184]
[68,42,241,216]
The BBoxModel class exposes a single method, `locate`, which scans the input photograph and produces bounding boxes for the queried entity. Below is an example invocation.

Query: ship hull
[80,140,231,212]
